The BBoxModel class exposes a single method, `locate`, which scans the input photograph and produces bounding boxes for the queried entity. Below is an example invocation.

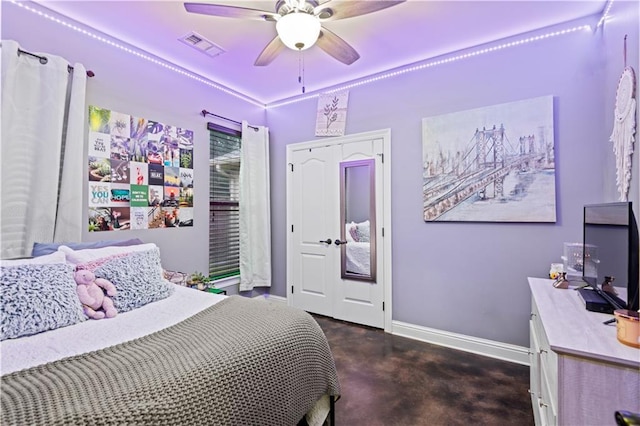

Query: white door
[287,130,391,330]
[289,145,339,315]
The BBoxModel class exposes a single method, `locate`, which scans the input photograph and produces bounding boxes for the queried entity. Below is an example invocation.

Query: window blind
[209,123,241,280]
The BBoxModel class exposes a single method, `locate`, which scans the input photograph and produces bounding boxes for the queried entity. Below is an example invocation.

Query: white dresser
[528,277,640,426]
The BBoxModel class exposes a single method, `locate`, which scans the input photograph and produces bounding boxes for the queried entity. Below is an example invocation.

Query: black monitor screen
[583,202,639,311]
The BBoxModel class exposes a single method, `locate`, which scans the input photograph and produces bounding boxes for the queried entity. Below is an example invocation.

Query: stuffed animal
[74,269,118,319]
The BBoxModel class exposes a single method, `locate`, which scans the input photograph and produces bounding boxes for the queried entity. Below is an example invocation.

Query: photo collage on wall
[87,106,194,231]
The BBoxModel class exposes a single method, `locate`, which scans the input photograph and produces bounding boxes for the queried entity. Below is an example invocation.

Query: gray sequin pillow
[0,263,85,340]
[91,247,174,313]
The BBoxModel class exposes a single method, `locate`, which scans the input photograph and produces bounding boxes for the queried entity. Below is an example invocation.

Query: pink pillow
[349,224,359,242]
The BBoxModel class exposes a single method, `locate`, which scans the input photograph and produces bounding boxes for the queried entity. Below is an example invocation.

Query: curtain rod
[200,109,259,131]
[17,48,95,77]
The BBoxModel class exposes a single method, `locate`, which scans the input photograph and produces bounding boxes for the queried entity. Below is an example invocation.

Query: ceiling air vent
[179,31,225,59]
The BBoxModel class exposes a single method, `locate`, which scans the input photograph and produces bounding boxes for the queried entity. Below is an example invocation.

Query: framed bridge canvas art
[422,96,556,222]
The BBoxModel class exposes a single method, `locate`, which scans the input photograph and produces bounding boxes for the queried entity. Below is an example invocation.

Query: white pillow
[59,243,159,265]
[356,220,371,242]
[0,251,66,267]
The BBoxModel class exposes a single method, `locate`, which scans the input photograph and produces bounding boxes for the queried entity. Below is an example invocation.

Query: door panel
[342,280,376,304]
[333,138,384,328]
[299,253,327,295]
[342,139,377,160]
[290,147,337,316]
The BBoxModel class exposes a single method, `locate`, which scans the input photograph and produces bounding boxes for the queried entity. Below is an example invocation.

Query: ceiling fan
[184,0,405,66]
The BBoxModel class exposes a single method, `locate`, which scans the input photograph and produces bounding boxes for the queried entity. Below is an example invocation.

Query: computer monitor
[583,202,639,312]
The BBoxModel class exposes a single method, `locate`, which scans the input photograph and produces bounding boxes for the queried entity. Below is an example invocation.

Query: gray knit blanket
[1,296,340,425]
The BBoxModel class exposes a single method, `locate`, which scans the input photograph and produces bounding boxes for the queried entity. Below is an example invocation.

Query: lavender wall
[602,0,640,210]
[3,1,637,348]
[267,6,638,347]
[1,2,265,275]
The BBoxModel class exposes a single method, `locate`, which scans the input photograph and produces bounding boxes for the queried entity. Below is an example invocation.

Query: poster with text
[130,207,149,230]
[88,106,194,231]
[88,183,110,207]
[88,131,110,158]
[130,184,149,207]
[180,168,194,188]
[110,183,130,207]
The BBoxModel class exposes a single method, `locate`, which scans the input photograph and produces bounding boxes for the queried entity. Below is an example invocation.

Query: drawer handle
[527,389,535,396]
[530,312,536,319]
[539,400,548,408]
[539,349,547,354]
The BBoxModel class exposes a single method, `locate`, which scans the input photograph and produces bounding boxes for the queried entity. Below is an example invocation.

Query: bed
[0,243,340,426]
[345,241,371,276]
[345,220,371,276]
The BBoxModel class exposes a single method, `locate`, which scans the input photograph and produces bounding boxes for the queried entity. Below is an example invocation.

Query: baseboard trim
[392,320,529,366]
[271,296,528,365]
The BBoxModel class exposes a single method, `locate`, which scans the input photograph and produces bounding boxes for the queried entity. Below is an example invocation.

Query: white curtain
[54,61,87,243]
[239,121,271,291]
[1,40,87,259]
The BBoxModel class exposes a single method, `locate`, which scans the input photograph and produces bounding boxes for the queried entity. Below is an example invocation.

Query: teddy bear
[74,269,118,319]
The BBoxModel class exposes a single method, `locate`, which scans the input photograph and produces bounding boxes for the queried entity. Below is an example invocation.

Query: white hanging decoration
[610,66,636,201]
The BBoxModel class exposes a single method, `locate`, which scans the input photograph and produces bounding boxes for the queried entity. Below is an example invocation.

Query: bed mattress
[1,289,340,426]
[0,284,225,375]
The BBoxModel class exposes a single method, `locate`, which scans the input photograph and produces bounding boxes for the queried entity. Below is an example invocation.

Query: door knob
[334,239,348,245]
[319,239,333,244]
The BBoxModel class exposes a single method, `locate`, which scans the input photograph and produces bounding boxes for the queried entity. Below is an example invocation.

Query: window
[209,123,241,280]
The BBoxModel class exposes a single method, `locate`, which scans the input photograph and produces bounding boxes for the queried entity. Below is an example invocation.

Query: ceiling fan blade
[316,27,360,65]
[315,0,405,21]
[184,3,279,21]
[254,36,286,66]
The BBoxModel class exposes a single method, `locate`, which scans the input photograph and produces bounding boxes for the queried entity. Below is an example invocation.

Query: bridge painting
[422,96,556,222]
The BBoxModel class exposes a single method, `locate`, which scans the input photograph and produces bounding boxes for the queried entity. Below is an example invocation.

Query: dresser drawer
[529,320,541,397]
[539,342,557,410]
[531,297,558,418]
[529,277,640,426]
[540,370,558,426]
[529,320,543,426]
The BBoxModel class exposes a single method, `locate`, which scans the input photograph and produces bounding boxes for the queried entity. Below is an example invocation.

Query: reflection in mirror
[340,159,376,282]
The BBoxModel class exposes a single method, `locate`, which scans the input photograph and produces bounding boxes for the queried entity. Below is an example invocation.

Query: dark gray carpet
[314,315,534,426]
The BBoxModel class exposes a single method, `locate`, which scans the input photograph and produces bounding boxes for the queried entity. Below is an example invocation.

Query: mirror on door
[340,158,376,282]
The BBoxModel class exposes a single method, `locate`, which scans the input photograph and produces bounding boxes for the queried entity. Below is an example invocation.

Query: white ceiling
[34,0,606,104]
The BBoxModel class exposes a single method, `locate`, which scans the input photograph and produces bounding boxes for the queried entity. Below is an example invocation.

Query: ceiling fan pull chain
[302,52,306,93]
[297,50,306,93]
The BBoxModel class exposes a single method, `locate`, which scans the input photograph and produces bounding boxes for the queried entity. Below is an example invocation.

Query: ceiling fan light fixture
[276,12,321,51]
